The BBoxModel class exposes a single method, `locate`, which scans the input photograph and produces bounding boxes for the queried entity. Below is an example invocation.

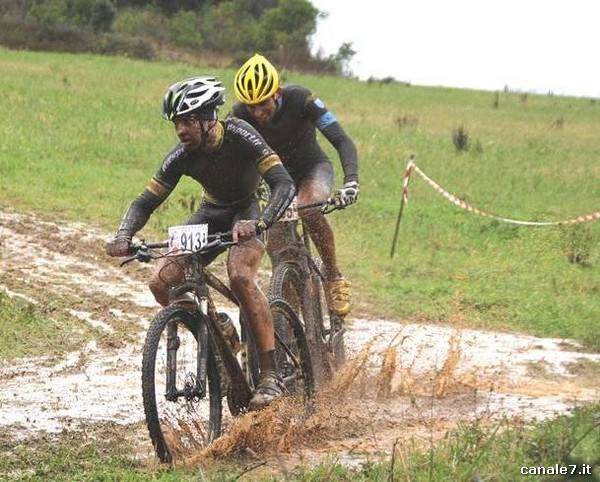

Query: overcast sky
[310,0,599,98]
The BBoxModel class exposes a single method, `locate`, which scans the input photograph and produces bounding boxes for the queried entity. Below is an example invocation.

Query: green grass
[0,425,208,481]
[2,47,598,349]
[0,292,91,360]
[1,403,598,481]
[1,47,599,480]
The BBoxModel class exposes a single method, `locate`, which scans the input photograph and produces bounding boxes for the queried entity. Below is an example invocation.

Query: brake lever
[119,255,137,267]
[320,199,345,214]
[119,246,151,266]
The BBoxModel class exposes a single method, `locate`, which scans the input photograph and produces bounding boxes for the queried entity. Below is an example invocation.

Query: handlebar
[297,197,347,214]
[120,231,235,267]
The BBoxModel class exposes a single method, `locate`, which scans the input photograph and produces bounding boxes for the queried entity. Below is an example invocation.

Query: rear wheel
[141,304,222,463]
[313,257,346,369]
[269,297,314,407]
[270,262,329,384]
[239,310,260,390]
[269,262,304,315]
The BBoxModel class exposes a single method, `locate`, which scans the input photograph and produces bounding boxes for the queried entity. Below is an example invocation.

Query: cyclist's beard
[184,120,217,151]
[201,129,210,145]
[197,122,212,149]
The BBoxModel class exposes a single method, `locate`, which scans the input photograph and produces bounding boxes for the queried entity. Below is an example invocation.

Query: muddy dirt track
[1,206,599,474]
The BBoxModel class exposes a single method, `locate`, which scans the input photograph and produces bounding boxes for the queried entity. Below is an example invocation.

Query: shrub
[91,0,116,33]
[113,7,165,40]
[97,33,155,59]
[0,17,155,59]
[165,9,202,49]
[452,124,470,152]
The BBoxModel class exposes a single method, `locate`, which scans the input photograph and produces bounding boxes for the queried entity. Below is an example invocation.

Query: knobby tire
[270,262,329,384]
[141,304,222,463]
[313,257,346,368]
[269,297,315,407]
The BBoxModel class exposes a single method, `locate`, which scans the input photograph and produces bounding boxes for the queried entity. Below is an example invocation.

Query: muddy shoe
[326,278,351,317]
[248,371,285,411]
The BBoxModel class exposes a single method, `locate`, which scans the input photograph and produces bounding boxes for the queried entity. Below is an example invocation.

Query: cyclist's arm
[114,186,165,239]
[320,122,359,184]
[256,155,296,230]
[113,148,183,239]
[305,96,359,184]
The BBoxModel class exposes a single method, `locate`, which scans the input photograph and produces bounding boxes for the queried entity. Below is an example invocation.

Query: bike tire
[269,296,315,407]
[269,262,304,314]
[270,261,330,384]
[313,257,346,368]
[239,310,260,390]
[141,304,222,463]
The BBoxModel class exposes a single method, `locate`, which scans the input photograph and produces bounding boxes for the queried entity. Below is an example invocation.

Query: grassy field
[2,48,599,348]
[1,47,599,480]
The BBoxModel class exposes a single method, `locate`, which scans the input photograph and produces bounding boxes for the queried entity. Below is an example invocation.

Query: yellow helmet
[234,54,280,105]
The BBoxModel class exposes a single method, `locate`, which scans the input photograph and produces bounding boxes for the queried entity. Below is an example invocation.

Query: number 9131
[168,224,208,254]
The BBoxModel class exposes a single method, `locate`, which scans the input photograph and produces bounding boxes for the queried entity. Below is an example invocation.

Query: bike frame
[169,252,255,413]
[123,239,255,411]
[126,230,315,463]
[267,203,345,385]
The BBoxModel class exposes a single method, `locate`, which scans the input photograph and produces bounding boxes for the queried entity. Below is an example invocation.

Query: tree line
[0,0,355,74]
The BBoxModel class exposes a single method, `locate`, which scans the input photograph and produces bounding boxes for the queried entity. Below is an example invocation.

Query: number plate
[279,196,299,222]
[168,224,208,254]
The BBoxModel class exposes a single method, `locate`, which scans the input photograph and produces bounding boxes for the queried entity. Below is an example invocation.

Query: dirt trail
[1,206,599,469]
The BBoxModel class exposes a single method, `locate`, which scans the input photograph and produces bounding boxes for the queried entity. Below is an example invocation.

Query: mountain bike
[267,198,347,386]
[120,225,314,463]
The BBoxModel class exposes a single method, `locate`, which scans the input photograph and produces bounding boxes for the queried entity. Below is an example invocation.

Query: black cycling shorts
[186,194,263,265]
[294,161,334,191]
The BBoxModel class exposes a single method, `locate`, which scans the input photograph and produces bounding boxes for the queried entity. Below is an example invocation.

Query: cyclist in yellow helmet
[233,54,360,317]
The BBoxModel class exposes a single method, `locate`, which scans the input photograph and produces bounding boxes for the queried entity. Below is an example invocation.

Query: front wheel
[270,297,314,408]
[141,304,222,463]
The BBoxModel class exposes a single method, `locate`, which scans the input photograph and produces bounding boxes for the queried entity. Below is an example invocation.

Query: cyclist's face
[173,115,216,151]
[245,95,278,125]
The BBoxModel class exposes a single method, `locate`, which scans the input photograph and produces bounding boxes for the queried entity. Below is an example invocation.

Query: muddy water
[1,207,599,470]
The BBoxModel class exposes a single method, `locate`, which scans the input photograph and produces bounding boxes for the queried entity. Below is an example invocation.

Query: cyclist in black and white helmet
[106,75,296,411]
[162,76,225,147]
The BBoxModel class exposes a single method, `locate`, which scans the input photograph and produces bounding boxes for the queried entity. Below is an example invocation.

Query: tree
[250,0,317,66]
[91,0,116,32]
[201,0,252,53]
[241,0,277,19]
[153,0,203,16]
[334,42,356,77]
[3,0,329,74]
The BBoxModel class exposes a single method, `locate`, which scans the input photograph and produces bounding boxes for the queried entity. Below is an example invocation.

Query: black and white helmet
[162,76,225,121]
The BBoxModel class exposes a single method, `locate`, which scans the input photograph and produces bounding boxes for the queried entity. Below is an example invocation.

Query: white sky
[310,0,599,98]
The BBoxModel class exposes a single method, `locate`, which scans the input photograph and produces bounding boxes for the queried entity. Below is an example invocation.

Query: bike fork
[164,307,209,402]
[165,321,179,401]
[194,314,209,399]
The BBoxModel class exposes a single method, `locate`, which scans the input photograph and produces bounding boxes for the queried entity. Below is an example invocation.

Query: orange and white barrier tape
[404,158,600,226]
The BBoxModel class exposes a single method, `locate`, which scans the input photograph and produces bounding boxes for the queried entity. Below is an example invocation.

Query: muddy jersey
[231,85,359,184]
[114,117,294,239]
[149,118,279,205]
